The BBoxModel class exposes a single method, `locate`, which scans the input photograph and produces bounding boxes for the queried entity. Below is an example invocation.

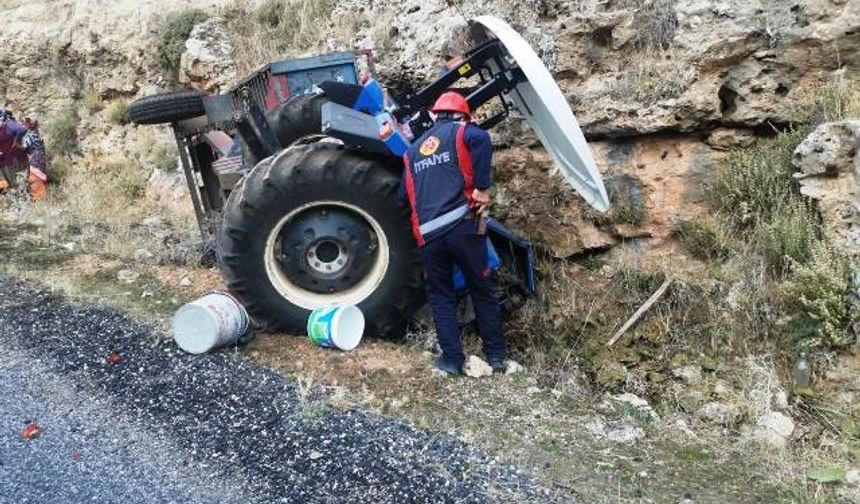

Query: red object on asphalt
[107,351,122,365]
[22,423,40,440]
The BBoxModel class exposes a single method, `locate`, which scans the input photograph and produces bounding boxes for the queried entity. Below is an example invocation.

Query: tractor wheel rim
[264,201,390,310]
[306,240,350,276]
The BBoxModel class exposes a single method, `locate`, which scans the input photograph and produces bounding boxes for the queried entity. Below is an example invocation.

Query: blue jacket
[400,118,493,246]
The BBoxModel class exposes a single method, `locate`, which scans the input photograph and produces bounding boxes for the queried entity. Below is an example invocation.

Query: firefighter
[400,91,506,375]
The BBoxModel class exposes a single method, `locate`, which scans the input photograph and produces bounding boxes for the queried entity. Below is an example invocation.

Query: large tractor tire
[127,90,205,125]
[217,143,424,338]
[270,94,329,147]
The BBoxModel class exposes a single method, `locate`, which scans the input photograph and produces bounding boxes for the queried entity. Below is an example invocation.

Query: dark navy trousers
[421,219,505,367]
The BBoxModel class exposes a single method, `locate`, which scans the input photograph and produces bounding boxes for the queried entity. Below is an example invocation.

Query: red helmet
[431,91,471,115]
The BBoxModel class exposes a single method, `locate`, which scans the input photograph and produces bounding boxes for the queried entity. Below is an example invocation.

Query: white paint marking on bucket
[307,305,365,351]
[172,292,249,354]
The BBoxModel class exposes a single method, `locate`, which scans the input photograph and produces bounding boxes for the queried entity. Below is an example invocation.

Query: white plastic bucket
[172,292,249,354]
[306,305,365,351]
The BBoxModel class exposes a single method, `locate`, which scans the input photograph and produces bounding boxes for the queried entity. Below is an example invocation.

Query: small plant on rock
[607,173,647,226]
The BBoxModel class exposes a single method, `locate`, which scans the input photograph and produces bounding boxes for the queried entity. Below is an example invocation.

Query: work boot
[487,356,506,374]
[435,356,463,376]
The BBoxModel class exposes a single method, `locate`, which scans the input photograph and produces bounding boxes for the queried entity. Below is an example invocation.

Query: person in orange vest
[21,117,48,200]
[400,92,506,375]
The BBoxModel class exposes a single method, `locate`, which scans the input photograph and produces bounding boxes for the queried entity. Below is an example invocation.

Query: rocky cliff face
[1,0,858,257]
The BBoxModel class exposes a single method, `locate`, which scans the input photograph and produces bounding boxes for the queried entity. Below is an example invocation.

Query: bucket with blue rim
[307,305,365,351]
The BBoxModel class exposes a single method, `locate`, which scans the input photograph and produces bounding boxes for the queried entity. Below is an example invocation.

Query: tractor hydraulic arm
[393,39,525,130]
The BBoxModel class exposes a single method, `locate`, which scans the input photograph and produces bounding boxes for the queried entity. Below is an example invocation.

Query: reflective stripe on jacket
[402,121,476,246]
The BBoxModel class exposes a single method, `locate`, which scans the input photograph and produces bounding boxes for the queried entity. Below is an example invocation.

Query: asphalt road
[0,277,558,503]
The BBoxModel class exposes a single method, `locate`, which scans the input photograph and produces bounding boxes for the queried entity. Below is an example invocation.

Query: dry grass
[224,0,337,74]
[607,53,696,104]
[810,76,860,123]
[671,216,732,261]
[103,99,130,125]
[82,89,104,114]
[14,123,195,265]
[45,106,81,154]
[623,0,678,50]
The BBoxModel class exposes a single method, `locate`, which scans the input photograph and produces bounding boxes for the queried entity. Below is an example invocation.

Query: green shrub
[708,128,809,226]
[671,217,731,260]
[757,199,819,274]
[157,9,208,82]
[45,108,81,154]
[103,100,129,125]
[781,241,856,349]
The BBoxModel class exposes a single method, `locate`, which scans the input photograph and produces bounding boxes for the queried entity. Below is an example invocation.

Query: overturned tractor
[128,17,608,338]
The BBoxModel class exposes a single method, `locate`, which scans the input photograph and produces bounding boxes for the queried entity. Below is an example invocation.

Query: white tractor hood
[472,16,610,213]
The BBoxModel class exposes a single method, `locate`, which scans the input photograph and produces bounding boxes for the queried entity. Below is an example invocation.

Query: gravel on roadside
[0,277,563,503]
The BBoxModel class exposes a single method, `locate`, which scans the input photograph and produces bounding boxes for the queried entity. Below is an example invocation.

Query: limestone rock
[793,122,860,177]
[179,277,193,288]
[792,121,860,256]
[117,269,139,284]
[504,360,526,375]
[464,355,493,378]
[134,249,155,263]
[772,389,789,411]
[706,128,757,151]
[611,392,658,421]
[672,364,703,384]
[847,468,860,486]
[146,169,193,216]
[585,418,645,444]
[179,17,237,94]
[753,411,795,448]
[698,401,741,426]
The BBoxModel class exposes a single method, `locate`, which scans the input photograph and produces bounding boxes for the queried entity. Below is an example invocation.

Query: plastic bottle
[792,351,811,389]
